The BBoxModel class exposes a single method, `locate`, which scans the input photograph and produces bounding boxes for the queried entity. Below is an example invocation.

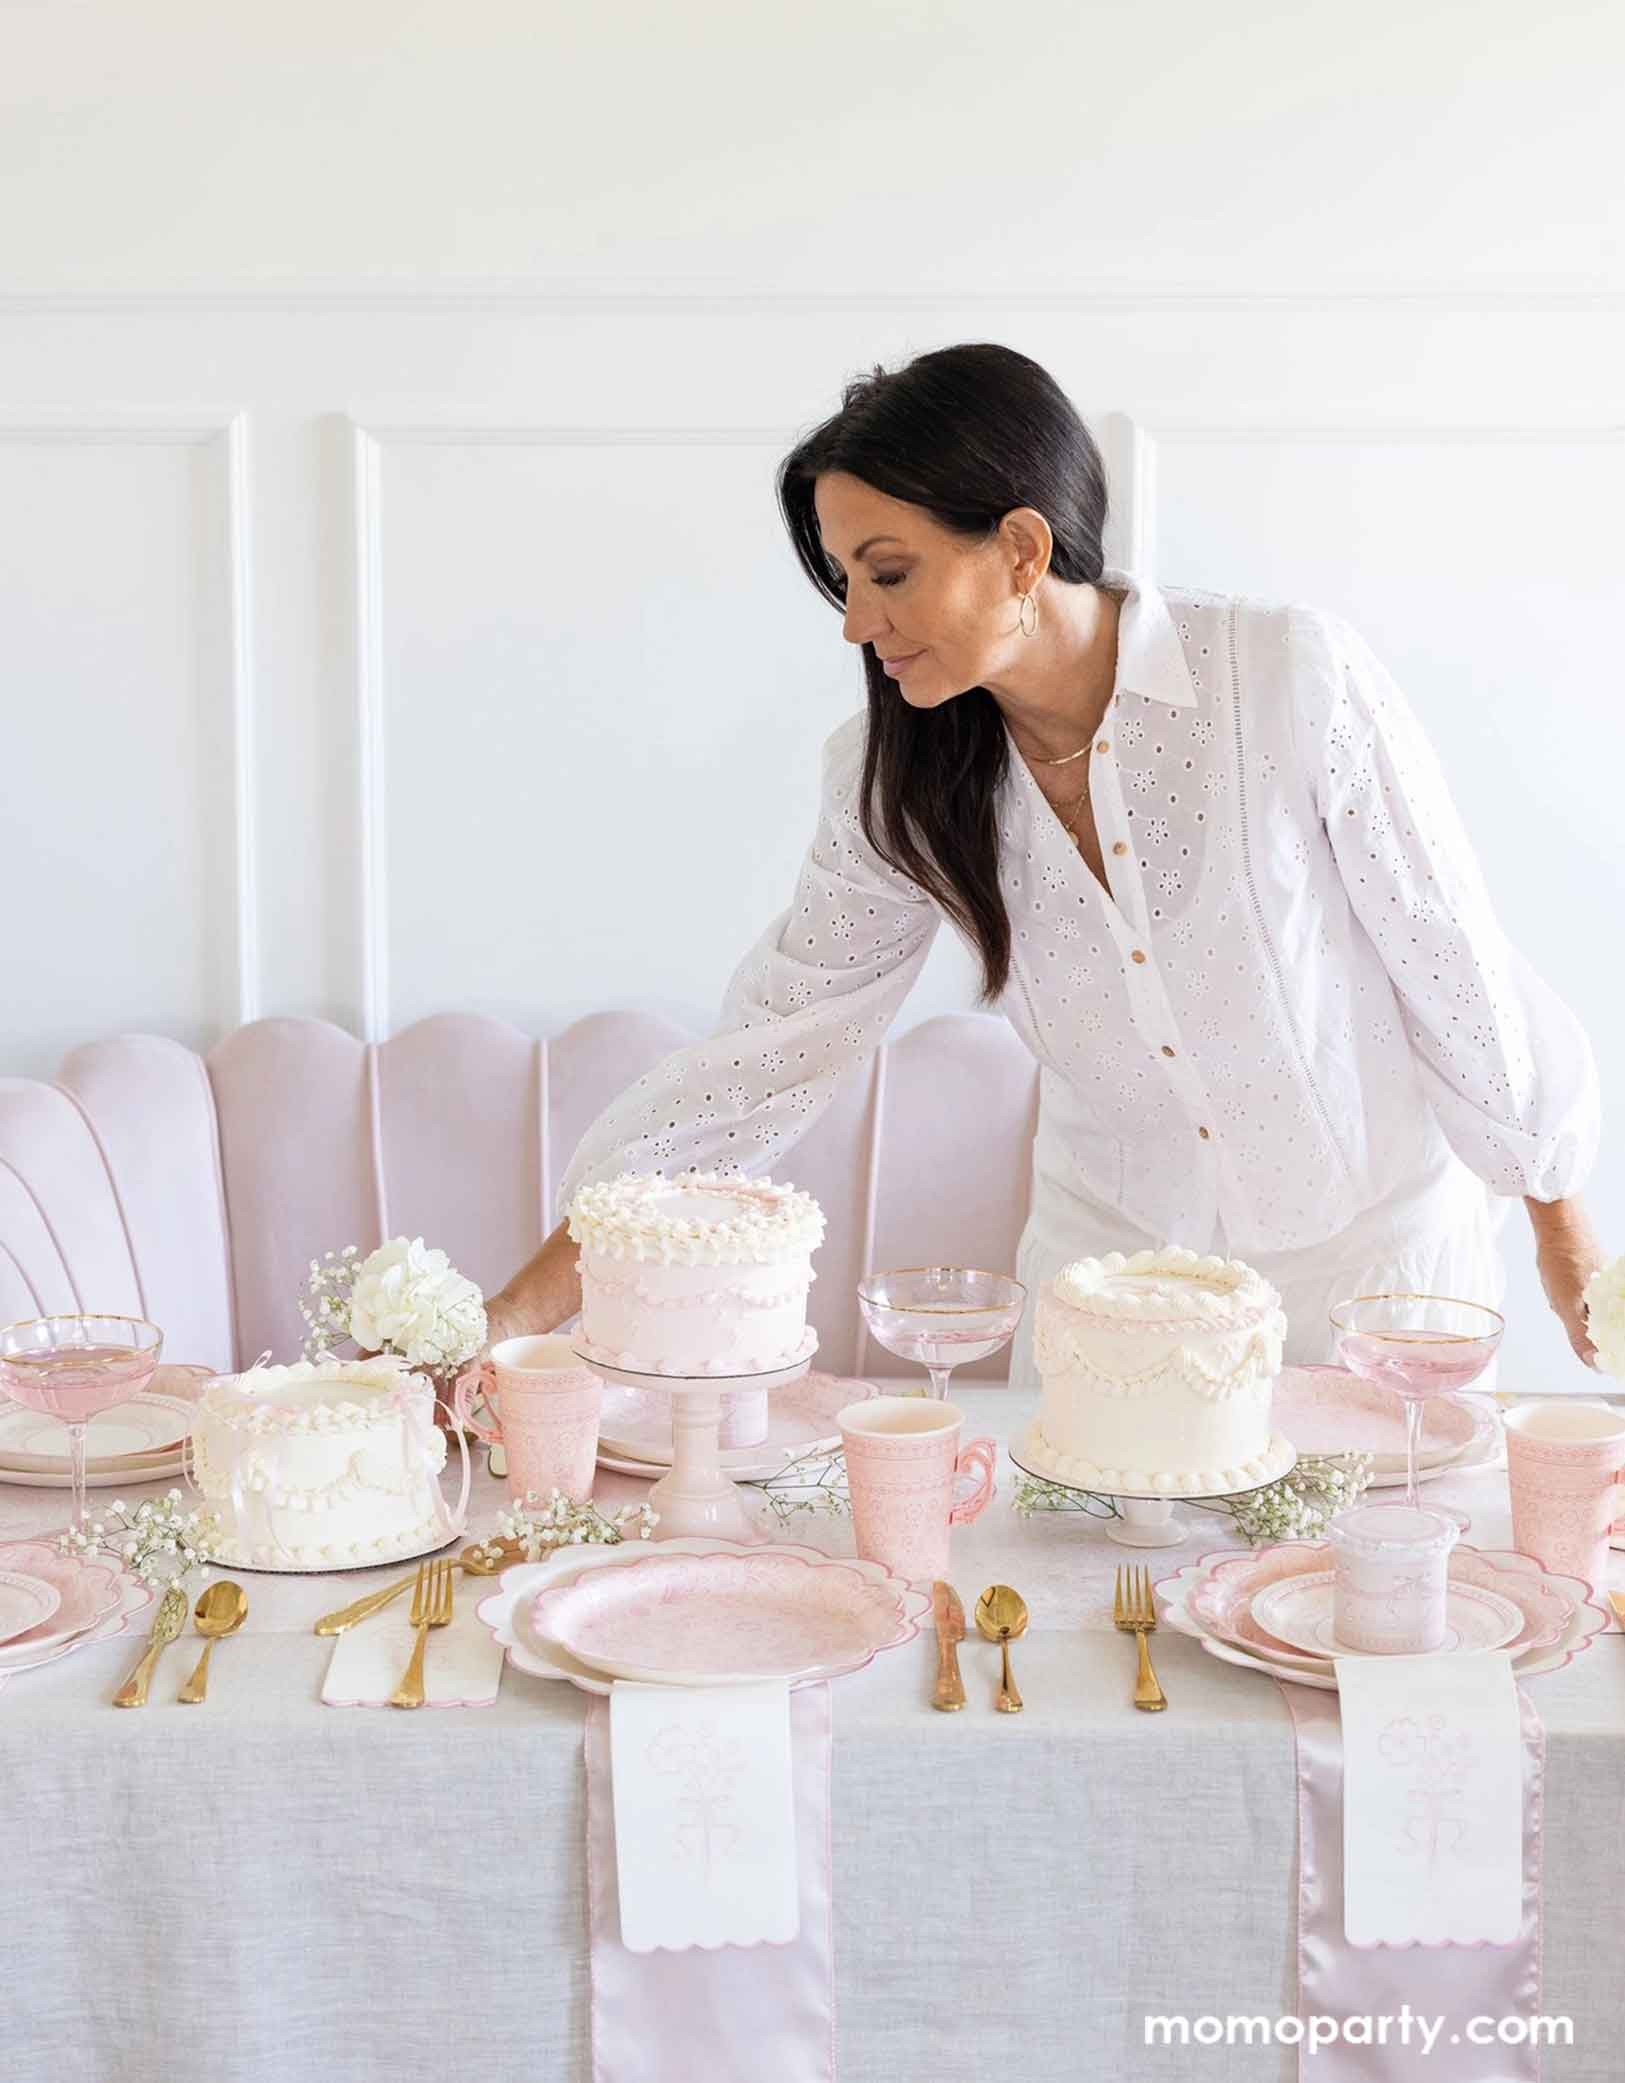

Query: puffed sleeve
[1291,605,1600,1200]
[555,711,940,1210]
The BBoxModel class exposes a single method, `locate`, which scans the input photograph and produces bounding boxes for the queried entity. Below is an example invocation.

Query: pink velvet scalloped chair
[0,1011,1039,1381]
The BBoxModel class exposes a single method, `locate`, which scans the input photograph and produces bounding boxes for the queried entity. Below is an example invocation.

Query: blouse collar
[1098,566,1199,709]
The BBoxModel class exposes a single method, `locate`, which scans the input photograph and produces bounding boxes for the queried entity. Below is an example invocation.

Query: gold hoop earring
[1018,590,1039,637]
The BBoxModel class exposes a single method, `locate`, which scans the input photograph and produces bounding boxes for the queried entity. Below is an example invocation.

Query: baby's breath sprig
[1011,1452,1374,1546]
[468,1488,657,1564]
[58,1489,222,1588]
[743,1445,851,1530]
[1012,1474,1122,1521]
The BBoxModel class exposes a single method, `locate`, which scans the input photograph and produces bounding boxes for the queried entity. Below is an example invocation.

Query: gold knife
[112,1583,190,1708]
[932,1580,967,1711]
[1610,1593,1625,1630]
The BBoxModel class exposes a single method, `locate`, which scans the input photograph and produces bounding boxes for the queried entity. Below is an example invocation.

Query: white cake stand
[1008,1444,1298,1550]
[573,1340,816,1543]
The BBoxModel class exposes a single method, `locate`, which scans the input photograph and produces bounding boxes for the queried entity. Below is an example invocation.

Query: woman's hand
[1526,1195,1607,1369]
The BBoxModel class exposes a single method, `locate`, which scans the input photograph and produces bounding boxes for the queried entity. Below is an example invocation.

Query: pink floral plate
[530,1547,913,1685]
[1250,1571,1524,1658]
[596,1371,880,1475]
[1185,1541,1574,1673]
[1272,1363,1476,1471]
[477,1536,931,1695]
[0,1569,61,1646]
[0,1552,153,1686]
[1161,1542,1602,1689]
[0,1542,126,1668]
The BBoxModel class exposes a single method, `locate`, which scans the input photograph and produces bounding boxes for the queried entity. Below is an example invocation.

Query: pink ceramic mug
[837,1395,996,1583]
[1504,1399,1625,1591]
[453,1334,603,1505]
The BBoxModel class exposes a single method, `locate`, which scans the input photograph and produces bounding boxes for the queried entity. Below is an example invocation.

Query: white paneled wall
[3,0,1623,1392]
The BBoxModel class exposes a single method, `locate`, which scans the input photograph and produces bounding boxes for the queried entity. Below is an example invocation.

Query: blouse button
[1112,841,1129,857]
[1096,740,1110,755]
[1197,1125,1211,1140]
[1161,1045,1176,1058]
[1130,949,1147,965]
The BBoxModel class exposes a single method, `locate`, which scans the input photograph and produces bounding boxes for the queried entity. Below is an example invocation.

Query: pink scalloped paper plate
[476,1536,931,1697]
[1186,1541,1572,1674]
[530,1547,911,1685]
[1272,1363,1476,1471]
[1159,1543,1605,1691]
[0,1542,125,1667]
[0,1556,153,1690]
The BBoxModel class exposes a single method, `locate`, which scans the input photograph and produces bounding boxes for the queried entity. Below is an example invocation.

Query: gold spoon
[975,1584,1029,1714]
[176,1580,248,1704]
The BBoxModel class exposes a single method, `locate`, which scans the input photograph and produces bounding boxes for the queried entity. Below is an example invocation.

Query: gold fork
[389,1557,454,1709]
[1113,1564,1167,1713]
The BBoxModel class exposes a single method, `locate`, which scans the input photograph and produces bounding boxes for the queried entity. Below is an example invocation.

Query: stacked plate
[1157,1539,1607,1692]
[476,1535,930,1696]
[0,1364,214,1490]
[1272,1364,1503,1487]
[594,1371,879,1480]
[0,1539,154,1682]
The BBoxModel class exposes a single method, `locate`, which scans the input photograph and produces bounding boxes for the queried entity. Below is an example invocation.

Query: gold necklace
[1028,739,1092,767]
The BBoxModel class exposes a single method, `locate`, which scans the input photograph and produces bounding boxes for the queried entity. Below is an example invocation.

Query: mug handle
[451,1362,503,1447]
[949,1435,997,1525]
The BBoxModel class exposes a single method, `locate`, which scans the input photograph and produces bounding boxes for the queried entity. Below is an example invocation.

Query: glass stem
[1404,1398,1423,1512]
[927,1367,952,1402]
[68,1421,89,1532]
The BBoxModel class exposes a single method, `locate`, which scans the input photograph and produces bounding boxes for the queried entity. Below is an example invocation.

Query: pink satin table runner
[585,1682,836,2083]
[1281,1682,1546,2082]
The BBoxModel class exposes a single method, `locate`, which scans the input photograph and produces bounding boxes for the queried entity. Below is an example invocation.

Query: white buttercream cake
[568,1170,824,1376]
[190,1357,455,1569]
[1016,1246,1293,1496]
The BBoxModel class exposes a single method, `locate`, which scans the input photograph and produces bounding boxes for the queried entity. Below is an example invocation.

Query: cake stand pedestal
[1008,1447,1298,1550]
[574,1347,816,1543]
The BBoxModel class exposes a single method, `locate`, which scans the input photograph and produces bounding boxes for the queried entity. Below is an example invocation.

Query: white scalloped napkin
[321,1606,505,1707]
[1335,1648,1523,1944]
[609,1678,798,1952]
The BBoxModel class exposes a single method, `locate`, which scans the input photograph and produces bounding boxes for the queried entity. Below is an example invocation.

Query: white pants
[1009,1133,1510,1394]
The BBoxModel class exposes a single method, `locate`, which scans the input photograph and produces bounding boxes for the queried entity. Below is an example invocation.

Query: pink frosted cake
[567,1171,825,1377]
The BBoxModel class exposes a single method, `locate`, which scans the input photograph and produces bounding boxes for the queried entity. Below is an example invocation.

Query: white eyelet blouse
[557,567,1600,1338]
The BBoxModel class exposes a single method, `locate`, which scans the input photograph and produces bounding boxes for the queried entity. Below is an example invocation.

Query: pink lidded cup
[1326,1501,1459,1653]
[453,1334,603,1505]
[1504,1399,1625,1591]
[836,1395,996,1583]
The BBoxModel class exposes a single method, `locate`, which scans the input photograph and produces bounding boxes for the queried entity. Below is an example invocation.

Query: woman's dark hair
[776,342,1110,1002]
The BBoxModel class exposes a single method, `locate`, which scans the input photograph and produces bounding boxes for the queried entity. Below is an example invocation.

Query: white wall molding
[1122,415,1625,578]
[0,410,259,1028]
[348,415,797,1041]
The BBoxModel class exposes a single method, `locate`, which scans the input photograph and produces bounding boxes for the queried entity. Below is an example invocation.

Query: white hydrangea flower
[1583,1255,1625,1378]
[346,1235,488,1370]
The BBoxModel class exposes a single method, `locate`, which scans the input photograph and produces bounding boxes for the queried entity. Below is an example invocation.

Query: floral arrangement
[1012,1452,1374,1547]
[466,1488,658,1564]
[1583,1255,1625,1378]
[299,1236,487,1374]
[58,1490,222,1588]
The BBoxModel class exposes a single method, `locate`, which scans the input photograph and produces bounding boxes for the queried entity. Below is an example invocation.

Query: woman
[486,342,1607,1388]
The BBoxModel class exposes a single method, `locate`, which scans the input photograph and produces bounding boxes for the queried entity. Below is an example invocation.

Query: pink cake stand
[572,1339,817,1543]
[1007,1443,1298,1549]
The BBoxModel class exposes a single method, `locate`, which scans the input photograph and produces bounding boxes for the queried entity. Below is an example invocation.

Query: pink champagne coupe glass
[1328,1292,1503,1512]
[0,1314,164,1529]
[856,1268,1027,1402]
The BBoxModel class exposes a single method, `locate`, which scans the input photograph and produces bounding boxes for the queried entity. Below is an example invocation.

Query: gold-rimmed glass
[1328,1292,1504,1510]
[0,1314,164,1528]
[856,1267,1027,1401]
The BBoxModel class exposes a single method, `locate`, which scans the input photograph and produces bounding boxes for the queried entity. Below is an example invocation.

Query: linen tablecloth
[3,1385,1622,2083]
